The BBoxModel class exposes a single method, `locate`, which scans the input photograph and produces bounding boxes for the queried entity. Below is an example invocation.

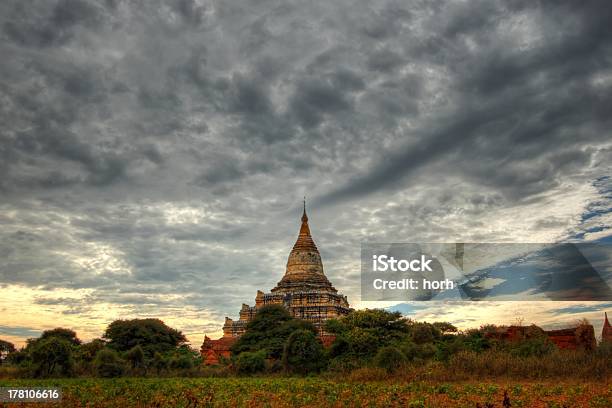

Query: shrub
[29,337,74,377]
[409,322,440,344]
[231,305,317,359]
[398,340,419,361]
[103,319,186,357]
[169,355,194,370]
[235,351,266,374]
[415,343,437,360]
[94,349,124,378]
[125,345,145,369]
[282,329,326,374]
[509,337,554,358]
[153,352,168,374]
[374,346,406,373]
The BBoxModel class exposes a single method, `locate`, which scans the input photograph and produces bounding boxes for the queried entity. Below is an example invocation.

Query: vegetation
[0,318,198,379]
[0,310,610,383]
[0,378,610,407]
[231,305,316,359]
[282,329,326,374]
[373,346,406,373]
[103,318,187,358]
[93,349,124,378]
[235,351,266,374]
[0,339,15,364]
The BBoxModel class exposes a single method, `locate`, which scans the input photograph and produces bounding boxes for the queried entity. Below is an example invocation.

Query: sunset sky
[1,0,611,348]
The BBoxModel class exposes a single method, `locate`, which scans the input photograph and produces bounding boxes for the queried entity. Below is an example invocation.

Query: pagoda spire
[272,198,334,291]
[298,196,311,238]
[302,196,307,221]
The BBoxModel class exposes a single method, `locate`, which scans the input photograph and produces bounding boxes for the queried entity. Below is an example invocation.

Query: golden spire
[271,199,335,292]
[295,197,314,250]
[302,196,307,221]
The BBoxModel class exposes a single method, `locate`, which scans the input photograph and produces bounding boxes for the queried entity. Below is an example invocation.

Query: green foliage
[397,339,419,361]
[0,377,609,406]
[231,305,316,359]
[326,309,410,361]
[103,319,187,358]
[235,351,266,374]
[5,350,28,366]
[94,349,124,378]
[152,352,168,374]
[328,309,409,339]
[408,322,441,344]
[77,339,106,363]
[29,337,74,377]
[169,355,194,370]
[373,346,406,372]
[0,339,16,364]
[282,329,325,374]
[125,345,145,369]
[509,337,555,358]
[461,329,491,352]
[40,328,81,345]
[432,322,458,334]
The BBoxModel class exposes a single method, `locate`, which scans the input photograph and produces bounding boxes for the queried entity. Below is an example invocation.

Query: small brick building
[485,322,597,350]
[603,312,612,343]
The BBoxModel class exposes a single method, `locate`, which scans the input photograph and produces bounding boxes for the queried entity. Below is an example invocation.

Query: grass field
[1,378,611,407]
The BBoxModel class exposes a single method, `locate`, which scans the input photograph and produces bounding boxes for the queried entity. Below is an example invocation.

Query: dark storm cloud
[317,0,612,206]
[0,0,611,340]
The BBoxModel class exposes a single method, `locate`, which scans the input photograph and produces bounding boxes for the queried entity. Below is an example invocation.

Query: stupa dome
[271,200,335,293]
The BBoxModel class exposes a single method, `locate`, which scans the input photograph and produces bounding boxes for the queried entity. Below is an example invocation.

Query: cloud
[0,0,611,346]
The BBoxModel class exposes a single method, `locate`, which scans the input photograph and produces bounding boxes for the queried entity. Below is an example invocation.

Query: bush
[152,352,168,374]
[169,355,194,370]
[29,337,74,377]
[235,351,266,374]
[231,305,316,359]
[125,345,145,369]
[282,329,326,374]
[509,337,554,358]
[409,322,440,344]
[94,349,124,378]
[374,346,406,373]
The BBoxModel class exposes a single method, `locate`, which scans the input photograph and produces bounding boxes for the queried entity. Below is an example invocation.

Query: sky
[1,0,612,348]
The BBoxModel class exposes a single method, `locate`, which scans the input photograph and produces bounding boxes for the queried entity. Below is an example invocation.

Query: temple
[603,312,612,343]
[201,201,351,365]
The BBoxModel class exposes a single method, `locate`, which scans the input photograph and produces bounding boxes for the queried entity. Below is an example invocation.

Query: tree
[77,339,106,363]
[40,328,81,345]
[374,346,406,373]
[94,349,124,378]
[29,337,73,377]
[152,352,168,375]
[0,339,15,364]
[125,345,145,369]
[326,309,409,342]
[169,355,193,370]
[432,322,458,335]
[103,319,187,357]
[235,351,266,374]
[408,322,441,344]
[282,329,326,374]
[325,309,410,359]
[231,305,316,359]
[168,345,201,369]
